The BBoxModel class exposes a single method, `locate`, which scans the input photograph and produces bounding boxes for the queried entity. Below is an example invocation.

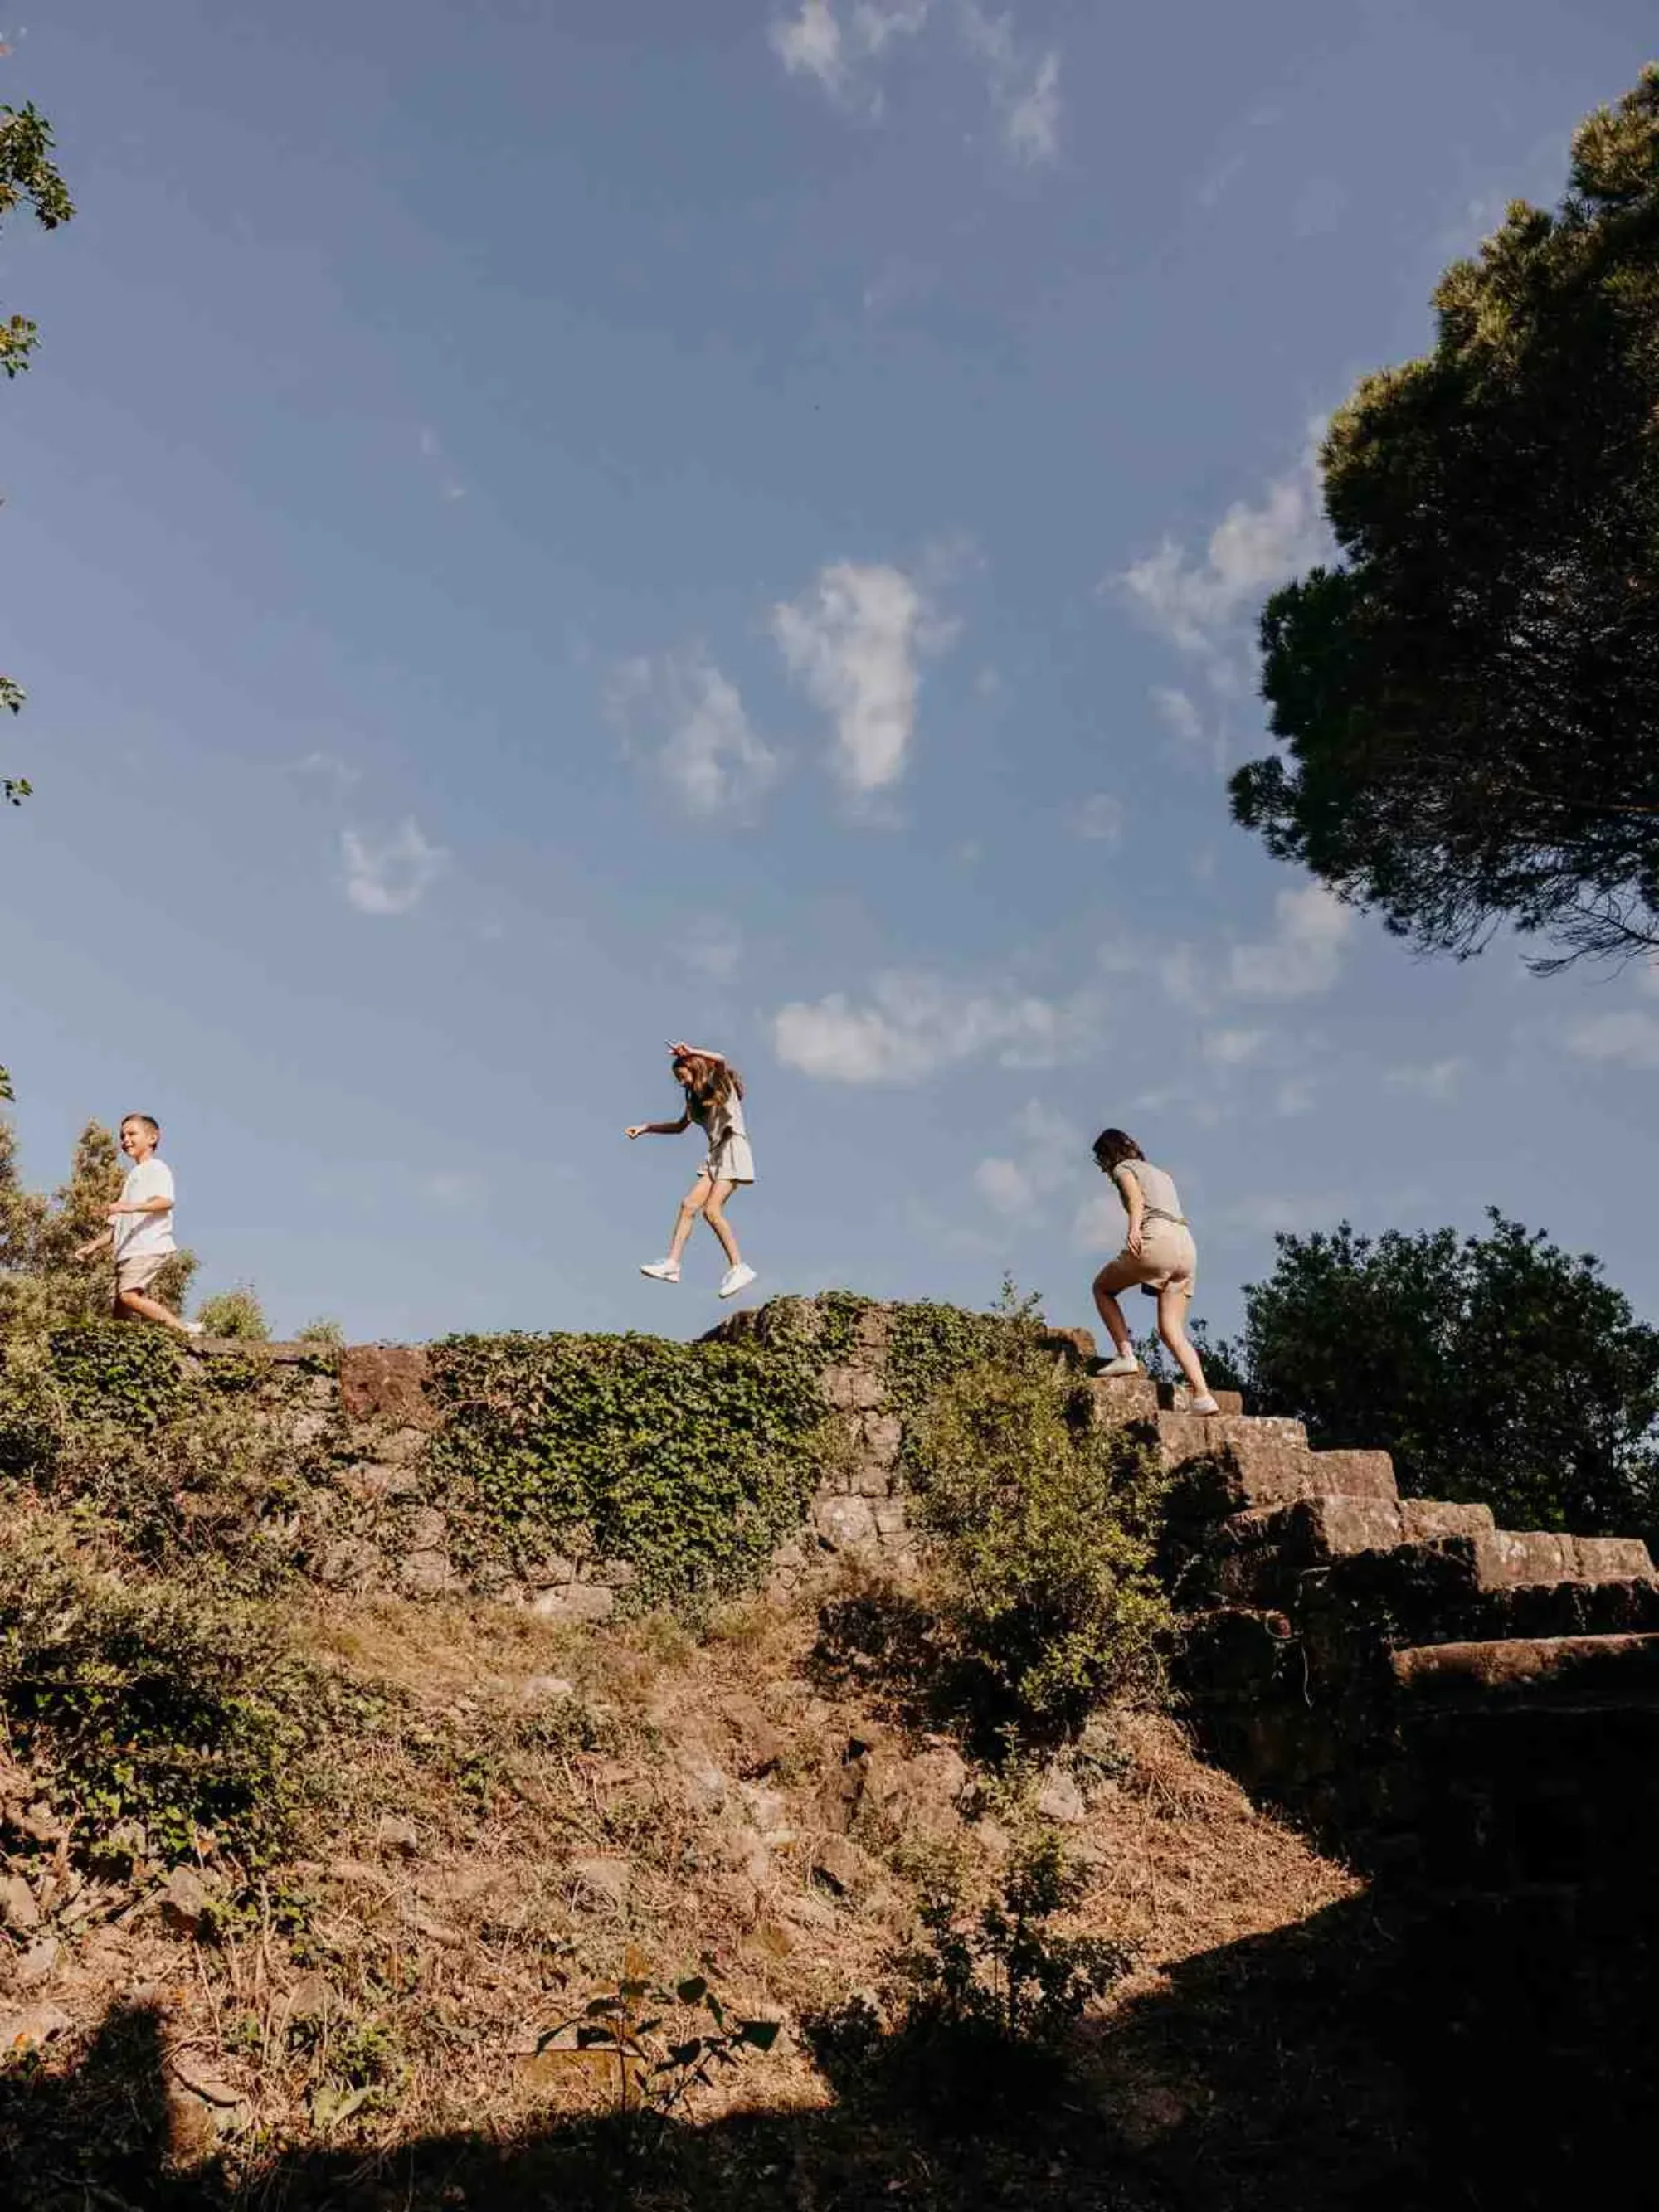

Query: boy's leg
[701,1179,742,1268]
[115,1286,195,1335]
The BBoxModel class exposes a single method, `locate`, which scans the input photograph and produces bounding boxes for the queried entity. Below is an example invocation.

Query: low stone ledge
[186,1339,338,1366]
[1392,1634,1659,1713]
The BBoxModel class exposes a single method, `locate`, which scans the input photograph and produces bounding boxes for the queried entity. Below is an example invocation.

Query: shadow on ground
[7,1879,1642,2212]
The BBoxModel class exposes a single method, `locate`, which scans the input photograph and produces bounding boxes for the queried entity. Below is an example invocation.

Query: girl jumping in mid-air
[626,1042,757,1300]
[1087,1127,1219,1415]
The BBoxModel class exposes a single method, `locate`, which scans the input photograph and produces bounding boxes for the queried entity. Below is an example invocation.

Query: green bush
[425,1330,830,1610]
[194,1284,271,1342]
[906,1322,1171,1751]
[296,1316,345,1348]
[0,1525,322,1863]
[816,1836,1131,2127]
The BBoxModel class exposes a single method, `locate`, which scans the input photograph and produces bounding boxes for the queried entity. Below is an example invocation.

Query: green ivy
[0,1527,324,1864]
[424,1330,830,1611]
[45,1324,187,1432]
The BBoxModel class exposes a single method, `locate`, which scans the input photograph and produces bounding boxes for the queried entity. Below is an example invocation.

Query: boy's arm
[110,1196,174,1217]
[74,1226,114,1261]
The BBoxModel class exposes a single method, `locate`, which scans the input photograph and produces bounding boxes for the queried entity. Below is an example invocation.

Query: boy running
[75,1114,202,1335]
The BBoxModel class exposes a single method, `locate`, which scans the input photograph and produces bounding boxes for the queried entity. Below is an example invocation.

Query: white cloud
[773,971,1102,1084]
[974,1099,1082,1217]
[1565,1009,1659,1070]
[289,751,362,788]
[1116,424,1329,661]
[416,423,466,503]
[422,1170,484,1209]
[769,0,931,107]
[605,649,779,821]
[771,561,947,796]
[960,2,1061,165]
[1073,794,1125,843]
[341,819,449,917]
[1151,685,1207,756]
[1228,883,1351,1000]
[1387,1057,1466,1101]
[1203,1027,1268,1066]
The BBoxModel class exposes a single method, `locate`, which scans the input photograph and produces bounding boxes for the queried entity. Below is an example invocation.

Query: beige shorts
[1102,1218,1197,1295]
[114,1250,173,1296]
[703,1135,755,1185]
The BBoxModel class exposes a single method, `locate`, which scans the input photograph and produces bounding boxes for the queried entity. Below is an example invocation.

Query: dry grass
[2,1568,1387,2207]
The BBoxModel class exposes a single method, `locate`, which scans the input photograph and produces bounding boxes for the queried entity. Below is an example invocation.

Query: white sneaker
[718,1262,757,1300]
[1092,1354,1141,1378]
[182,1321,206,1339]
[640,1259,681,1283]
[1190,1393,1220,1416]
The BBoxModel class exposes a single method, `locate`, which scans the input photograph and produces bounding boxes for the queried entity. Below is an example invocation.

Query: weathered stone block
[821,1365,886,1412]
[1400,1500,1496,1541]
[530,1582,615,1625]
[814,1495,878,1549]
[872,1498,908,1537]
[339,1346,435,1429]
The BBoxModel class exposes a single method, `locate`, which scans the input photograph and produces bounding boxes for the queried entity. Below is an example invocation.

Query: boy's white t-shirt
[114,1158,177,1259]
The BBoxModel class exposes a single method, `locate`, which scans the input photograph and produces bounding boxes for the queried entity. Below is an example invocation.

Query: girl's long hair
[673,1053,744,1113]
[1092,1127,1144,1171]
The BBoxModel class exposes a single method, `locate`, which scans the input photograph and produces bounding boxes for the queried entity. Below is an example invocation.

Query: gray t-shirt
[1115,1159,1184,1222]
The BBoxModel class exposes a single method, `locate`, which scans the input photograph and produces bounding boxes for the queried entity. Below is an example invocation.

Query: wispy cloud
[1203,1027,1269,1066]
[1116,423,1329,664]
[679,915,745,984]
[1387,1057,1467,1101]
[1072,793,1125,844]
[1565,1009,1659,1071]
[973,1098,1083,1217]
[289,751,362,789]
[771,560,951,797]
[421,1169,484,1209]
[341,819,450,917]
[769,0,1059,165]
[1228,883,1351,1001]
[959,2,1061,166]
[773,969,1103,1084]
[768,0,932,110]
[605,649,779,821]
[416,424,466,504]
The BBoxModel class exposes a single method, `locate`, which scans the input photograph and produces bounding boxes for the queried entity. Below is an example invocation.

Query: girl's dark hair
[1092,1127,1144,1170]
[673,1053,744,1111]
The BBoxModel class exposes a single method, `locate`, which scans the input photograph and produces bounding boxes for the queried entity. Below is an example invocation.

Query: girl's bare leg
[1157,1282,1209,1398]
[1092,1256,1141,1359]
[666,1174,714,1264]
[701,1179,742,1269]
[115,1289,193,1335]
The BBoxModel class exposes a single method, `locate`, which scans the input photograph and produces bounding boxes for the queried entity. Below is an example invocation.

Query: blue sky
[2,0,1655,1344]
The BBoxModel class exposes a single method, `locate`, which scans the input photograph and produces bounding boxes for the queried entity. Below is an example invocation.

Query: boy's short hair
[121,1113,162,1140]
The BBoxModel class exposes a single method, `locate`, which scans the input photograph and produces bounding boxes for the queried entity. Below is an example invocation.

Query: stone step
[1470,1529,1657,1590]
[1391,1632,1659,1712]
[1196,1495,1496,1602]
[1158,1383,1244,1416]
[1159,1418,1399,1519]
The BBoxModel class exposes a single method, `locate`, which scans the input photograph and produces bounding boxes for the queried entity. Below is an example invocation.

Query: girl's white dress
[693,1088,755,1184]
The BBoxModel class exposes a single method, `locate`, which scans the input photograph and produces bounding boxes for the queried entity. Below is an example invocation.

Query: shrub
[296,1316,345,1348]
[195,1284,271,1342]
[906,1322,1171,1752]
[0,1524,323,1863]
[817,1836,1131,2127]
[425,1330,829,1611]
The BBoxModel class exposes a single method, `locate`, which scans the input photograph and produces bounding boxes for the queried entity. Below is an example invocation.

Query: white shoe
[1189,1393,1220,1417]
[718,1262,757,1300]
[1092,1354,1141,1378]
[182,1321,206,1338]
[640,1259,681,1283]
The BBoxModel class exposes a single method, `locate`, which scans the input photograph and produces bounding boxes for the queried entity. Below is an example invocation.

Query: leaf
[310,2082,372,2131]
[675,1976,708,2005]
[739,2020,781,2051]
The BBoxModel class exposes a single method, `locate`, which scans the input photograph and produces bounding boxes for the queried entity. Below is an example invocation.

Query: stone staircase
[1057,1339,1659,1889]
